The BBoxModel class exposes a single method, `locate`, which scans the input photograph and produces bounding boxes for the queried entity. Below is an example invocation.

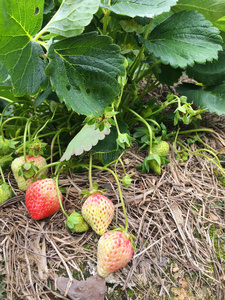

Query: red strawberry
[81,193,114,235]
[25,178,63,220]
[97,230,134,277]
[11,155,48,190]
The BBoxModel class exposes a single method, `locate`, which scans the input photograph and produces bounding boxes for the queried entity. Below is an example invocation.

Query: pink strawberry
[81,193,114,235]
[97,230,134,277]
[11,155,48,190]
[25,178,63,220]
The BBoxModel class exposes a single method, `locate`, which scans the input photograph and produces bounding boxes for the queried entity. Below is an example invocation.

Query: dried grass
[1,113,225,300]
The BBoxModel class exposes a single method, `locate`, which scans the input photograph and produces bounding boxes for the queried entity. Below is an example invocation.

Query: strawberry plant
[1,0,225,281]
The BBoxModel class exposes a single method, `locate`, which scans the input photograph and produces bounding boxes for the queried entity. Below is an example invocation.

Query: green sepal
[121,175,133,188]
[174,103,206,125]
[26,138,47,156]
[116,133,135,149]
[137,154,162,174]
[66,212,89,234]
[18,162,39,180]
[0,183,11,190]
[80,182,107,199]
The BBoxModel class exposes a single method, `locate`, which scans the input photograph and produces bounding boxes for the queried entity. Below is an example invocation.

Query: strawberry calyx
[18,162,39,180]
[80,182,107,199]
[66,211,89,233]
[121,174,133,188]
[26,138,47,157]
[0,181,13,196]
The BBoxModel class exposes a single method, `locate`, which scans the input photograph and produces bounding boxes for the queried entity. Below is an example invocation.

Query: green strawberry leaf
[45,32,125,116]
[43,0,100,37]
[176,83,225,115]
[186,46,225,86]
[173,0,225,23]
[140,10,223,69]
[0,0,48,96]
[100,0,177,18]
[60,124,111,161]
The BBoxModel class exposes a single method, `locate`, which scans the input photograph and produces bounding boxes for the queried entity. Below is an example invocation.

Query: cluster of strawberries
[8,154,134,278]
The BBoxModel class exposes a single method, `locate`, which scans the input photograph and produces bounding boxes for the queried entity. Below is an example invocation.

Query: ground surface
[1,112,225,300]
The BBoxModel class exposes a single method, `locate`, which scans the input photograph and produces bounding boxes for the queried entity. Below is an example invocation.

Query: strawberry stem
[32,161,64,181]
[1,116,27,142]
[0,166,6,183]
[105,167,129,231]
[177,141,225,176]
[55,170,69,218]
[125,107,154,154]
[89,153,93,191]
[23,118,33,163]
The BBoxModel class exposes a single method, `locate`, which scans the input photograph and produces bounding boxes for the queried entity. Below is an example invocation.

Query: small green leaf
[140,10,223,69]
[214,15,225,32]
[100,0,177,18]
[60,124,111,161]
[43,0,100,38]
[119,19,144,33]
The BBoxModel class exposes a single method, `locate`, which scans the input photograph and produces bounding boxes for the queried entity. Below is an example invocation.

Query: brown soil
[1,112,225,300]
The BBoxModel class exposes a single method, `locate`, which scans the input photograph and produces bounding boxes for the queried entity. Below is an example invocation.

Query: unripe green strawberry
[0,183,13,204]
[73,221,89,233]
[149,160,161,175]
[149,141,170,175]
[11,155,48,190]
[97,230,134,277]
[81,193,114,235]
[152,141,170,156]
[25,178,63,220]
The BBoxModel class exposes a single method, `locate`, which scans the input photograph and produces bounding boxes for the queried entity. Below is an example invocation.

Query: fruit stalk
[55,170,69,218]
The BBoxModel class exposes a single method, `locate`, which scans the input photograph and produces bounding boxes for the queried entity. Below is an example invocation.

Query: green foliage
[60,124,110,161]
[173,0,225,22]
[177,83,225,115]
[41,0,100,37]
[45,32,125,116]
[100,0,178,18]
[140,10,223,68]
[0,0,225,175]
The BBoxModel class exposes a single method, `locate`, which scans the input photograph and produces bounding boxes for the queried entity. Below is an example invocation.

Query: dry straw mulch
[1,113,225,300]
